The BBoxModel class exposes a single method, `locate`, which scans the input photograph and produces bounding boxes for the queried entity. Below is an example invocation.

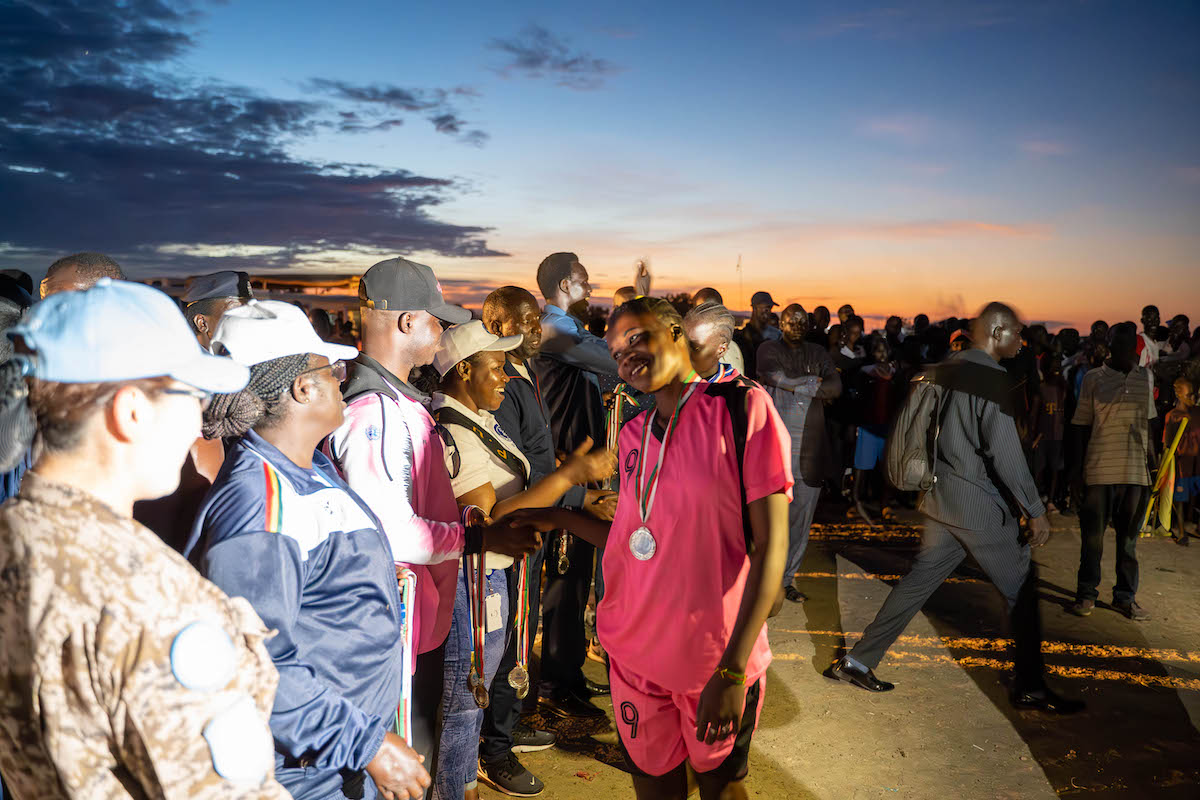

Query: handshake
[473,488,620,558]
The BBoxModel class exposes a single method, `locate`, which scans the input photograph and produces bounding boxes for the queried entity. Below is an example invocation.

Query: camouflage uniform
[0,473,290,799]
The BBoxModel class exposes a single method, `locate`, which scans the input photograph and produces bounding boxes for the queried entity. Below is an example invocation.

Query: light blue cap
[7,278,249,393]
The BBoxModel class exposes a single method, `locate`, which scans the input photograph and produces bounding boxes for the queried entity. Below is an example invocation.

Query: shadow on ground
[805,511,1200,799]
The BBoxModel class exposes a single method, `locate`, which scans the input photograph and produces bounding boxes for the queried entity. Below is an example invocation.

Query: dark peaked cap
[183,271,253,304]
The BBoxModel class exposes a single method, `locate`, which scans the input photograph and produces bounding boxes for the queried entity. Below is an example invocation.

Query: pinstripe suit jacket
[919,349,1047,531]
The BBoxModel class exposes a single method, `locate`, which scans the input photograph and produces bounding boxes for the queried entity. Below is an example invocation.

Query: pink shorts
[609,660,766,779]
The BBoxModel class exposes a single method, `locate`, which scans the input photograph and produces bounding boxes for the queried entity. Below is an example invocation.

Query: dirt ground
[482,509,1200,800]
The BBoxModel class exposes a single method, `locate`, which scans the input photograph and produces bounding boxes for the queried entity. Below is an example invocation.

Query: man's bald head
[613,286,637,307]
[692,287,722,307]
[780,303,809,344]
[974,302,1020,332]
[1108,321,1139,366]
[42,251,125,298]
[972,302,1023,360]
[482,286,539,328]
[483,285,543,360]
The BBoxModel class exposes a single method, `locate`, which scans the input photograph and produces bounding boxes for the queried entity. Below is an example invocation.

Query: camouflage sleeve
[93,605,291,798]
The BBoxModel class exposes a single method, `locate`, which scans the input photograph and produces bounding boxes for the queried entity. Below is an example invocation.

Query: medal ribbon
[464,551,486,695]
[395,567,417,742]
[634,372,700,524]
[461,505,488,707]
[513,553,529,671]
[606,383,637,491]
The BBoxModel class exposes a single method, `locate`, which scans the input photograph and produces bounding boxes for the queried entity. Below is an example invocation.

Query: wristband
[461,505,486,555]
[463,525,483,555]
[714,666,746,685]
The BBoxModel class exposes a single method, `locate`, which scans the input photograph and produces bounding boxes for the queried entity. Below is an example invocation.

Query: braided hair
[202,353,310,440]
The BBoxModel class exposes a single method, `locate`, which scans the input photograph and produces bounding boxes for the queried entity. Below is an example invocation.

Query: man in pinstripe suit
[826,303,1084,714]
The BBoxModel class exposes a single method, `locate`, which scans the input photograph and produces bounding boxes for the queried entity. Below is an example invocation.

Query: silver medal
[629,526,657,561]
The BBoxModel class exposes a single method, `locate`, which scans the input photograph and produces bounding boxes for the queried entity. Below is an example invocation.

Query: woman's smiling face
[607,310,686,393]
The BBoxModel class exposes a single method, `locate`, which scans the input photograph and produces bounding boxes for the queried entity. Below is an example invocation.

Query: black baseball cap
[750,290,777,308]
[183,271,253,304]
[360,257,470,323]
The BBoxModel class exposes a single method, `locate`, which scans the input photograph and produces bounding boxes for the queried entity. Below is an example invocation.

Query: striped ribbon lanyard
[462,505,490,709]
[508,554,531,698]
[394,567,417,742]
[634,373,700,524]
[605,384,638,490]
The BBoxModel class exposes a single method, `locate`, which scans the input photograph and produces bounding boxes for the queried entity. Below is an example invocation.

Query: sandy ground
[481,510,1200,800]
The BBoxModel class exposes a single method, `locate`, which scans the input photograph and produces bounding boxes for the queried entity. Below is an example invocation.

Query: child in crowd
[851,335,898,525]
[1031,353,1068,512]
[1165,377,1200,546]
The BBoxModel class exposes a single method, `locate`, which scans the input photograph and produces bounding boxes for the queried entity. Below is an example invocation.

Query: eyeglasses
[162,386,213,410]
[298,360,347,383]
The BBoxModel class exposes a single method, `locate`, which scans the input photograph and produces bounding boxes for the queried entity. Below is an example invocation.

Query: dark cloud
[306,79,490,146]
[0,0,502,276]
[489,25,620,90]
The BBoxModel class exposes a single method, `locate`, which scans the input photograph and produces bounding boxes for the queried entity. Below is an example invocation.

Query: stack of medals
[395,567,417,742]
[605,384,637,490]
[555,530,570,575]
[463,505,490,709]
[508,553,531,699]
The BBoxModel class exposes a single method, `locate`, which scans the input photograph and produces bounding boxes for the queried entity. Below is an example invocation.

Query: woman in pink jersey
[513,297,792,800]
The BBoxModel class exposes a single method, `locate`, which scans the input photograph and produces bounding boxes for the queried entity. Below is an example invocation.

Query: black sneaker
[511,723,556,753]
[538,691,605,719]
[479,753,545,797]
[1113,599,1150,621]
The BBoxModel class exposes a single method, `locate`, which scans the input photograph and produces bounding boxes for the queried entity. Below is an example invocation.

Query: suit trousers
[1076,483,1148,604]
[783,482,822,588]
[848,517,1046,692]
[538,530,593,699]
[411,636,447,780]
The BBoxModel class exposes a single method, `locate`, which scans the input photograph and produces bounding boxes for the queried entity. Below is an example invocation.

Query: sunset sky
[2,0,1198,329]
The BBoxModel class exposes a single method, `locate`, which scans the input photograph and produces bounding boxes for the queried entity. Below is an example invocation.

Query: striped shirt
[1071,364,1156,486]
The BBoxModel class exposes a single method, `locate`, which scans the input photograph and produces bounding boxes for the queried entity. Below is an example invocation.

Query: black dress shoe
[538,692,606,719]
[581,678,610,697]
[1010,687,1085,714]
[784,586,808,603]
[823,657,895,692]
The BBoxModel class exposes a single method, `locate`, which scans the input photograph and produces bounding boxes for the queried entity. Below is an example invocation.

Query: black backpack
[886,370,952,492]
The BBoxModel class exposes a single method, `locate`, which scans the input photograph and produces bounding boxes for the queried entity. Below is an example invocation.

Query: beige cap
[433,320,523,377]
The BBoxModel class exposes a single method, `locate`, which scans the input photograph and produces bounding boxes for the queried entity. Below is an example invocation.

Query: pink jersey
[325,388,463,656]
[597,382,793,694]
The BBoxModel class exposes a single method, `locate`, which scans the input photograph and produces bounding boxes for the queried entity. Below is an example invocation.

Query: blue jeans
[434,567,510,800]
[783,482,822,588]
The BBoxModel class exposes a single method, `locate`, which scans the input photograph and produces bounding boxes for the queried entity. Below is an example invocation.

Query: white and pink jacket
[323,353,464,656]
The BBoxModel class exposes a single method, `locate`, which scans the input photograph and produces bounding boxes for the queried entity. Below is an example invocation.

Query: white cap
[211,300,359,366]
[8,278,248,393]
[433,320,523,378]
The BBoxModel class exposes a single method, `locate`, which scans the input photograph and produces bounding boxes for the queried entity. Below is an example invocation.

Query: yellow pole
[1144,416,1189,532]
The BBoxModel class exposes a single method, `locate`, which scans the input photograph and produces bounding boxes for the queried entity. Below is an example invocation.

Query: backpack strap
[433,406,529,485]
[703,381,756,554]
[929,383,955,488]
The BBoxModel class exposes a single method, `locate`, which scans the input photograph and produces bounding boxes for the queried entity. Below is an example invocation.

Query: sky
[2,0,1198,329]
